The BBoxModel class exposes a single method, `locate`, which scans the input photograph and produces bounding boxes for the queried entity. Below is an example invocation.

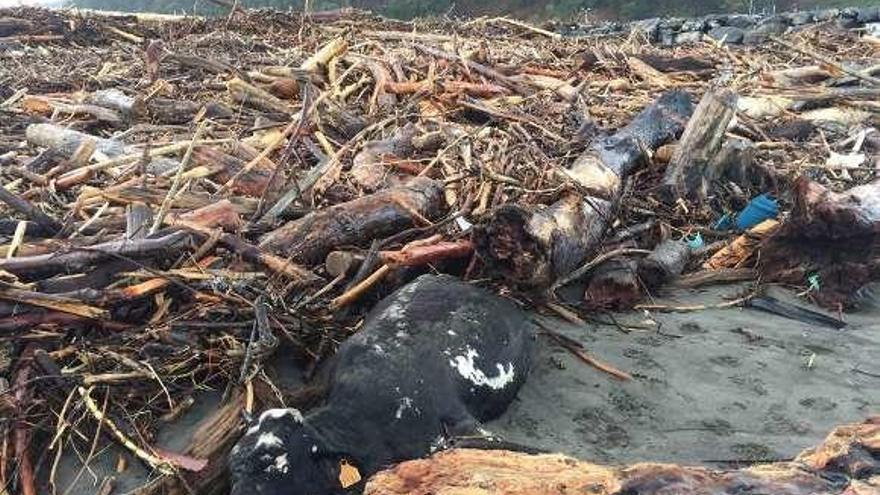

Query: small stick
[150,120,208,235]
[541,327,632,381]
[636,295,751,313]
[77,386,176,475]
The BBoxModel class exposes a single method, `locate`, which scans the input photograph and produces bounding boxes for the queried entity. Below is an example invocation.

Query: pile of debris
[0,5,878,495]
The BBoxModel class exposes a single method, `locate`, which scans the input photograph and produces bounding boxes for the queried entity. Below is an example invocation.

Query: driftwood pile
[0,5,878,495]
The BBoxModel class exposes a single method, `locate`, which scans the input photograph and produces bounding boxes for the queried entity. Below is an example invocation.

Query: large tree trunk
[474,91,693,287]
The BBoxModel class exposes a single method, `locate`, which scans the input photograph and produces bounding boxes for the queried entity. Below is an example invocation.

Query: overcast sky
[0,0,57,7]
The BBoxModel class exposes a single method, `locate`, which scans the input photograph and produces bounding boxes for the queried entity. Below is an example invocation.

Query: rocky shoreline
[557,5,880,45]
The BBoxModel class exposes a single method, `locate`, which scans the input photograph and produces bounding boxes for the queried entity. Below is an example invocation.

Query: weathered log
[0,231,194,278]
[260,177,445,265]
[26,123,179,175]
[637,239,691,289]
[365,416,880,495]
[227,77,294,114]
[475,91,693,287]
[84,88,145,119]
[660,87,738,201]
[0,186,63,235]
[760,177,880,308]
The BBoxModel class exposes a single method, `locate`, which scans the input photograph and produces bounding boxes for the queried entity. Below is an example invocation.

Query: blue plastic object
[735,194,778,230]
[713,213,732,231]
[685,233,704,250]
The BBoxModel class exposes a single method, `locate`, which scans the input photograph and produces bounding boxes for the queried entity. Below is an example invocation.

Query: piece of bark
[660,87,738,201]
[174,199,242,232]
[260,177,445,265]
[351,124,417,191]
[584,258,642,310]
[365,416,880,495]
[475,91,693,287]
[704,219,779,270]
[126,202,153,240]
[191,146,273,197]
[637,239,691,289]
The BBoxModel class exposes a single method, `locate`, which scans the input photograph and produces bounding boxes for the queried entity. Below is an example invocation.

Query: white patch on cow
[245,424,259,436]
[394,397,414,419]
[430,434,448,453]
[255,432,283,449]
[311,444,318,453]
[449,347,516,390]
[395,330,407,339]
[258,408,303,425]
[447,330,456,336]
[266,453,289,474]
[477,427,496,439]
[372,344,385,355]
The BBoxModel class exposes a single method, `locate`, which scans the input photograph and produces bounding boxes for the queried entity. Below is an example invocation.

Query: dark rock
[785,12,815,26]
[229,275,536,495]
[632,17,660,41]
[675,31,703,44]
[681,19,706,32]
[708,26,745,44]
[857,6,880,24]
[814,9,840,22]
[725,15,758,29]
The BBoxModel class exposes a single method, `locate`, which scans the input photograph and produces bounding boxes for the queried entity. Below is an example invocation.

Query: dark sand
[54,285,880,493]
[489,284,880,465]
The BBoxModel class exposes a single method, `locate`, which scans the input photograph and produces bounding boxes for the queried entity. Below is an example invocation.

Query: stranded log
[260,177,445,265]
[660,87,738,201]
[761,177,880,309]
[475,91,693,287]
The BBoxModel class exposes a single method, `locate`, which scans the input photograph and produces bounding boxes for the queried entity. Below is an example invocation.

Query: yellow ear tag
[339,459,362,488]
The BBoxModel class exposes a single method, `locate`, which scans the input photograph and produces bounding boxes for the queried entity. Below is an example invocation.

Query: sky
[0,0,59,7]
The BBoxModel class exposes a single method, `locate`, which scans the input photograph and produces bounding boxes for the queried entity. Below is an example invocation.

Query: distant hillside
[69,0,880,20]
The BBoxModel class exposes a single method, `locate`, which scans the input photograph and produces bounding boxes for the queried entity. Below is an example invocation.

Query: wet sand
[490,284,880,466]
